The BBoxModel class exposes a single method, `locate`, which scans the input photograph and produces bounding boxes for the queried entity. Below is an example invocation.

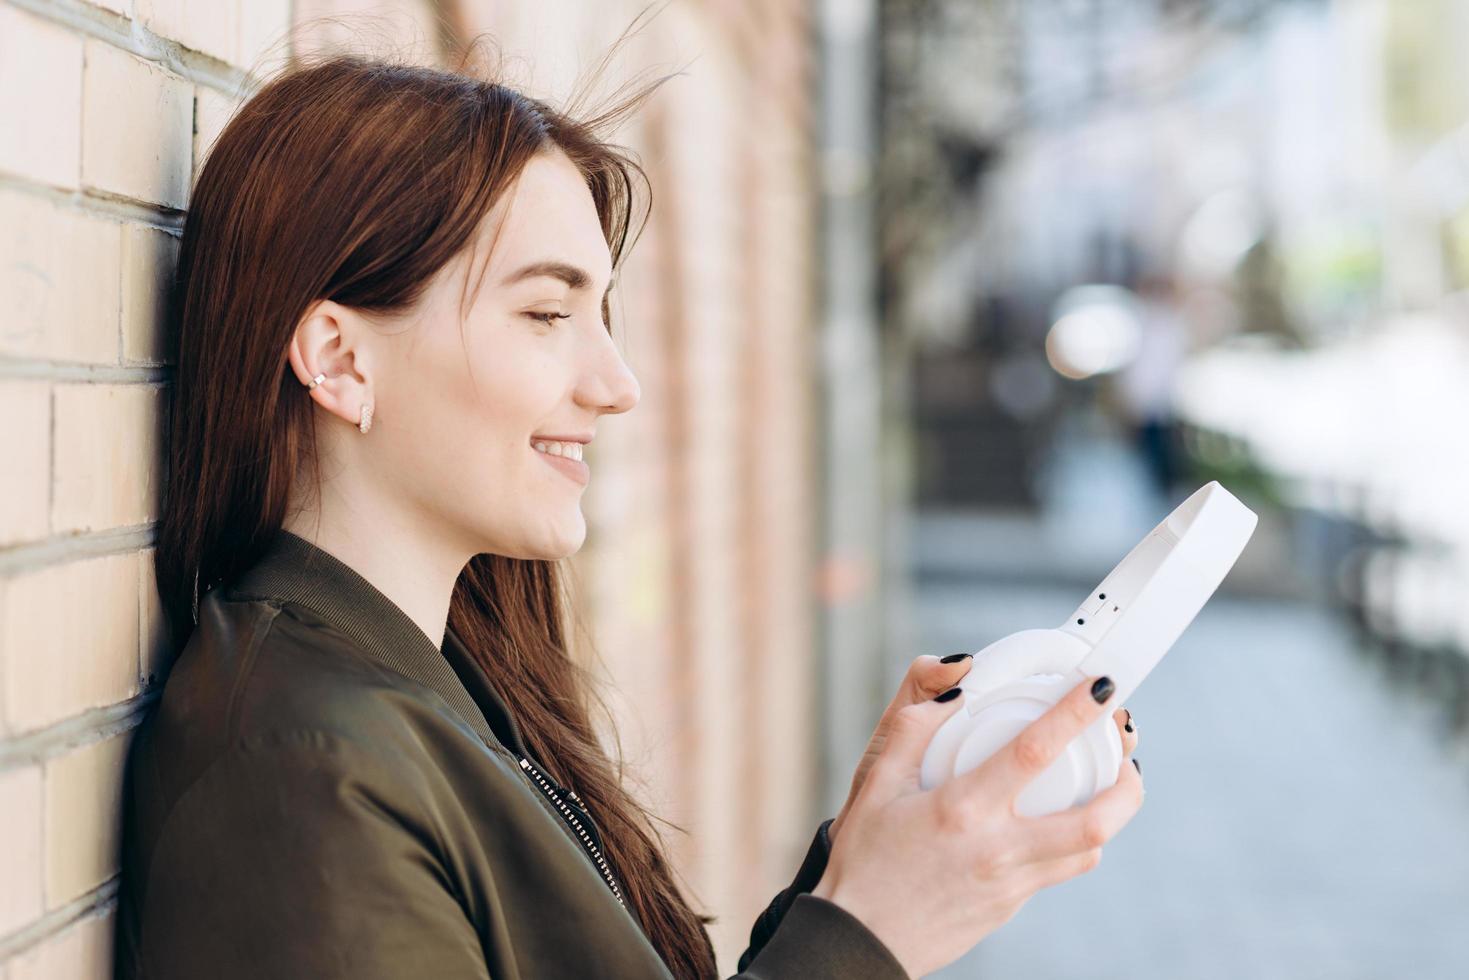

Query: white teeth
[533,440,583,462]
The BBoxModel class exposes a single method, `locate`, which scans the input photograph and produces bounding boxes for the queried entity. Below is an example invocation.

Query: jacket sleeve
[132,729,492,980]
[730,818,908,979]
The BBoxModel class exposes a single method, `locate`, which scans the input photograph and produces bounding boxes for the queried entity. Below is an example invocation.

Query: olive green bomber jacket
[114,530,909,979]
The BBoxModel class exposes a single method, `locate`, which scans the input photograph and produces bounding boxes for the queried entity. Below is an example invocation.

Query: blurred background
[890,2,1469,977]
[1,0,1467,976]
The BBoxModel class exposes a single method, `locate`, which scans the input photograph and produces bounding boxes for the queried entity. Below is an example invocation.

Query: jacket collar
[230,528,528,759]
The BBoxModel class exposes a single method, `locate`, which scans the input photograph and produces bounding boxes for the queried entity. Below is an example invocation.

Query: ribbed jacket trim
[228,528,502,753]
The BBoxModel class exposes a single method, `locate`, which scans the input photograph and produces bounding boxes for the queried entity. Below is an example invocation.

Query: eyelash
[526,312,572,325]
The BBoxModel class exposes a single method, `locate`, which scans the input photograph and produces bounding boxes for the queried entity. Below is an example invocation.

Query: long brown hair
[153,20,720,980]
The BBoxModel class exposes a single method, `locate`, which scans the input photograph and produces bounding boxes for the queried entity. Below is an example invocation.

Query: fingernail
[1124,710,1134,733]
[934,687,962,703]
[939,652,973,664]
[1132,757,1142,775]
[1090,676,1115,704]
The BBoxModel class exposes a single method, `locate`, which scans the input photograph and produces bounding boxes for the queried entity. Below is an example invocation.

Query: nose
[602,364,640,415]
[579,330,640,417]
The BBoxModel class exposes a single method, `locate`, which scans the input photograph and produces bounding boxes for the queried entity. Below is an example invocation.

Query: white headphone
[919,481,1259,816]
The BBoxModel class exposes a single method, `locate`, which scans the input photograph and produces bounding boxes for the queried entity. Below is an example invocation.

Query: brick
[0,766,44,936]
[0,7,83,190]
[0,382,50,548]
[52,385,166,533]
[120,224,180,365]
[0,552,141,733]
[80,41,192,209]
[193,84,239,173]
[8,908,114,980]
[136,0,238,65]
[0,189,123,364]
[238,0,294,76]
[43,734,132,908]
[139,548,174,688]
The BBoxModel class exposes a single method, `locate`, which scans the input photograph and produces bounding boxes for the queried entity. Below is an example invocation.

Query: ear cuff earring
[302,372,373,435]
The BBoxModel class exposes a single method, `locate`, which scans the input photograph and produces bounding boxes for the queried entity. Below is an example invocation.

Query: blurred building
[888,0,1469,670]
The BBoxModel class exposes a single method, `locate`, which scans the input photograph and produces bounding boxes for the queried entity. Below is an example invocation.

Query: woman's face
[307,148,640,561]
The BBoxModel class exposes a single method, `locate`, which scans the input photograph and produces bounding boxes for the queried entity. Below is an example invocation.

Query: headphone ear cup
[953,675,1079,815]
[920,629,1091,794]
[1001,689,1121,817]
[924,671,1125,815]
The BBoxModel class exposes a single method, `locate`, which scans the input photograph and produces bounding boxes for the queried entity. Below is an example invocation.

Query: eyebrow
[499,260,614,302]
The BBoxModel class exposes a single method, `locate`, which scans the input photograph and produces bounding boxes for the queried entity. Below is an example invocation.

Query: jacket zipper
[483,683,628,910]
[517,755,627,909]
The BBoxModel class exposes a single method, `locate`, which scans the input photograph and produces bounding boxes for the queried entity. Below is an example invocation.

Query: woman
[115,42,1143,980]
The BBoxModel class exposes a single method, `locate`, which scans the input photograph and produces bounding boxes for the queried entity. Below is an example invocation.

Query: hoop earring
[359,402,373,434]
[306,373,326,389]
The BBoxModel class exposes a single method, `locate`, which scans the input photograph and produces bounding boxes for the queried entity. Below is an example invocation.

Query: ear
[286,299,374,431]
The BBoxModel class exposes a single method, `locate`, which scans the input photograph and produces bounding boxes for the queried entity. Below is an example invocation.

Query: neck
[281,492,467,655]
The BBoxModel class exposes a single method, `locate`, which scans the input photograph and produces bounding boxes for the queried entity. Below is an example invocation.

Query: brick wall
[0,0,822,975]
[0,1,294,972]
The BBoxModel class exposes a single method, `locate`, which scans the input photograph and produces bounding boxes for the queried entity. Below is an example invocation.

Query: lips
[533,443,590,486]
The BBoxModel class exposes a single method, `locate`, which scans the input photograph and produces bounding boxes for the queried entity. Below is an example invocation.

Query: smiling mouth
[530,440,585,462]
[532,443,590,485]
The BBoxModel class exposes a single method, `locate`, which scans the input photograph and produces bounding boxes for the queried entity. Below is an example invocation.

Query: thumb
[866,688,966,801]
[907,652,975,702]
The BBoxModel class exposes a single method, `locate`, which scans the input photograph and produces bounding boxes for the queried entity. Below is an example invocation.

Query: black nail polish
[940,652,973,664]
[1124,710,1134,733]
[1132,757,1142,775]
[1090,676,1115,704]
[934,687,962,703]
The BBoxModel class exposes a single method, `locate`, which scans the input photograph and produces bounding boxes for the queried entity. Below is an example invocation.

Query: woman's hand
[828,654,1140,844]
[811,674,1146,979]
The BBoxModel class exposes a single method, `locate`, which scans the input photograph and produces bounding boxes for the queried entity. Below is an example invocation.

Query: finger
[865,689,968,800]
[1115,708,1137,758]
[876,656,936,723]
[1021,846,1103,894]
[1008,753,1145,865]
[851,655,974,791]
[956,674,1119,803]
[922,651,975,694]
[898,653,975,706]
[865,656,938,743]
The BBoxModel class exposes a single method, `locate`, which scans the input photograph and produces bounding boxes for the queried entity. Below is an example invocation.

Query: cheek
[458,343,563,471]
[471,352,546,435]
[378,335,498,478]
[395,317,567,479]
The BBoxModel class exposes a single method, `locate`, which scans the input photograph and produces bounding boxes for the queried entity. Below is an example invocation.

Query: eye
[525,311,572,325]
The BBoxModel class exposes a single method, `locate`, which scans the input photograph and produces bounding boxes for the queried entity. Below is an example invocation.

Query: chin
[470,511,585,561]
[548,528,588,559]
[535,512,588,560]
